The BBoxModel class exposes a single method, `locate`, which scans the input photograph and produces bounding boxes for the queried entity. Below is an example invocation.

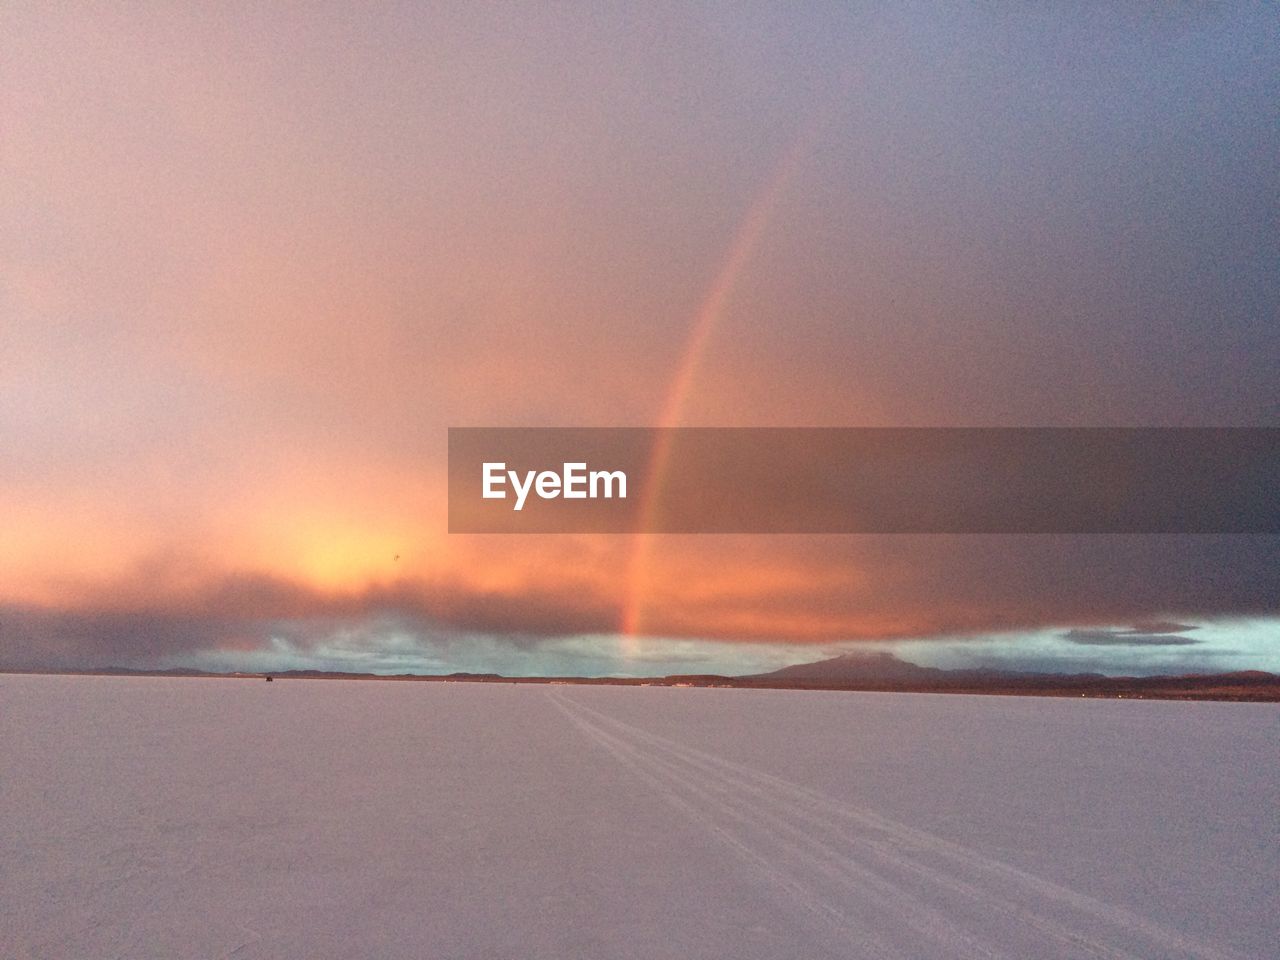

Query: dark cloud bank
[3,535,1276,671]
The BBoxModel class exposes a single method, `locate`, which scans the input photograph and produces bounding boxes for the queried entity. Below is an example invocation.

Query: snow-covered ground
[3,675,1276,959]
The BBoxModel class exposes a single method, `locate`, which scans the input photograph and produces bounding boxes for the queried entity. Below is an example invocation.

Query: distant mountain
[745,652,957,684]
[740,651,1092,684]
[735,652,1278,701]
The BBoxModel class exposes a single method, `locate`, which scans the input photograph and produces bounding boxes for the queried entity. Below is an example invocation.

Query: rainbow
[620,116,828,650]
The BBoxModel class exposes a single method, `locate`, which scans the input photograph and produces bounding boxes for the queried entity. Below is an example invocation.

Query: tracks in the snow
[549,689,1239,960]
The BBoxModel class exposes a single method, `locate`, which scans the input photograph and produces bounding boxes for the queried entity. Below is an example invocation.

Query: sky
[2,3,1278,676]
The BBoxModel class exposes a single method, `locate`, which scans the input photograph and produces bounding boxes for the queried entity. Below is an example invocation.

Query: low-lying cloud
[1062,627,1201,647]
[1,534,1276,671]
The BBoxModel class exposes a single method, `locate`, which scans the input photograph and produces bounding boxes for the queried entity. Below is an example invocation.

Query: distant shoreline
[3,667,1277,702]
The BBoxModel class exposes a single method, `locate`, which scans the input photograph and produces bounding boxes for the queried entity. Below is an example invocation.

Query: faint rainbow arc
[619,121,824,646]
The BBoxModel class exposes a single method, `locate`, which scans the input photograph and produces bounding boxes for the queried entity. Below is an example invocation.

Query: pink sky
[3,3,1277,673]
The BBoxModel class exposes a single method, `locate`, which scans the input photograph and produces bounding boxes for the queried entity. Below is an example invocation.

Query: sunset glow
[2,4,1277,677]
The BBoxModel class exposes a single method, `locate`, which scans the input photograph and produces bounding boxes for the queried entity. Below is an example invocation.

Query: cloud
[0,568,620,670]
[1062,626,1201,647]
[1125,621,1200,636]
[2,532,1277,671]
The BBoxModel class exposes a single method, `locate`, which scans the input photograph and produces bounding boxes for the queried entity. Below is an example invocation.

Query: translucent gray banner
[448,428,1280,534]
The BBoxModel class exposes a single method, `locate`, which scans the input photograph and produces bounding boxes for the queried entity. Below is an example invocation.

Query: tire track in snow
[550,689,1243,960]
[582,705,1238,960]
[566,698,1132,960]
[548,691,910,959]
[551,692,1004,960]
